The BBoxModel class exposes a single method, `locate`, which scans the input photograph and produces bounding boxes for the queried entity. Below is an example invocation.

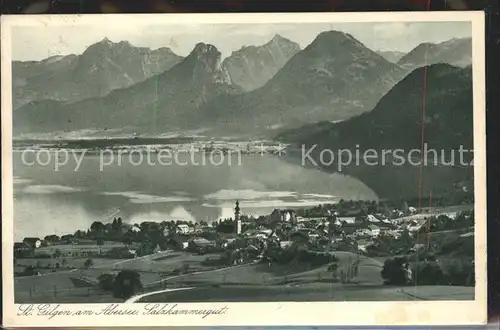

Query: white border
[1,11,487,327]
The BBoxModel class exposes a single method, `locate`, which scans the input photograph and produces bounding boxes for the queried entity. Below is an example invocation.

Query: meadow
[138,284,474,302]
[14,250,223,302]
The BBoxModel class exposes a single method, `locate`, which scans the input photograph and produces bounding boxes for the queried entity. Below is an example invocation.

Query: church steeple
[235,200,241,235]
[235,200,241,219]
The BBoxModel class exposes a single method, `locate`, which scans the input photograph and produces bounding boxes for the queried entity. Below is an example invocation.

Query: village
[13,198,475,302]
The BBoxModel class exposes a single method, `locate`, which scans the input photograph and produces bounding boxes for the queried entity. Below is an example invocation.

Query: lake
[12,152,378,241]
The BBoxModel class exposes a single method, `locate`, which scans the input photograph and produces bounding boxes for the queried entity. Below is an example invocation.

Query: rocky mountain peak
[82,37,118,55]
[12,37,184,109]
[305,30,366,56]
[184,43,230,85]
[192,43,220,55]
[397,37,472,69]
[155,46,176,54]
[269,34,290,44]
[221,35,300,91]
[315,30,356,43]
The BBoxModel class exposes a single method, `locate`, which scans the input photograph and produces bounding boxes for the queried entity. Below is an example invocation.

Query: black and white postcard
[1,11,487,327]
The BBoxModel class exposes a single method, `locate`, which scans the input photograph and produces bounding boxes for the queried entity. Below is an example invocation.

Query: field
[138,284,473,302]
[16,251,221,273]
[134,246,473,303]
[390,205,473,224]
[14,250,381,302]
[34,242,129,255]
[14,250,223,302]
[162,251,384,287]
[15,230,475,303]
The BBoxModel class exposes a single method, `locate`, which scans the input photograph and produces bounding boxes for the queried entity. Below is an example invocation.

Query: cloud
[13,177,34,185]
[202,199,334,209]
[372,22,412,38]
[204,189,297,200]
[102,191,195,204]
[303,193,337,199]
[22,185,84,194]
[128,206,195,223]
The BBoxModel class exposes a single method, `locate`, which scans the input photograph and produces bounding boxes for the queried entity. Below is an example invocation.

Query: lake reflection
[13,153,377,240]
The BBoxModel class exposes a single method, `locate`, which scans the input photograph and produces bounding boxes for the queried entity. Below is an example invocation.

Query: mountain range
[14,42,242,134]
[277,63,473,152]
[397,37,472,70]
[199,31,409,134]
[376,50,406,63]
[12,38,184,109]
[222,34,301,91]
[12,32,473,138]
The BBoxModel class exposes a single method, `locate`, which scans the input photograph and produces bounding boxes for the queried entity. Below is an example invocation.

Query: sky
[11,21,472,61]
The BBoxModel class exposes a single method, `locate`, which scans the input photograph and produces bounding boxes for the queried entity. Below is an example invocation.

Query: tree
[352,260,360,278]
[98,274,115,291]
[137,239,156,256]
[340,269,346,284]
[398,230,413,254]
[93,235,104,255]
[123,236,133,246]
[44,235,60,243]
[328,263,339,280]
[443,260,474,286]
[180,263,190,274]
[412,261,444,285]
[402,201,409,213]
[84,258,93,268]
[113,270,143,299]
[53,249,62,258]
[74,230,87,239]
[346,257,353,283]
[23,266,36,276]
[381,257,408,285]
[466,262,475,286]
[90,221,106,233]
[112,217,124,234]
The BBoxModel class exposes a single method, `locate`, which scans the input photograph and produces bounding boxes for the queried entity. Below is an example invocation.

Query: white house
[386,230,402,239]
[23,238,42,249]
[176,224,192,234]
[357,244,368,252]
[153,244,162,253]
[296,216,307,223]
[407,221,425,233]
[243,229,270,239]
[392,209,404,217]
[270,209,296,223]
[222,238,237,248]
[366,214,380,223]
[410,243,427,253]
[338,217,356,224]
[259,228,272,236]
[368,225,380,237]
